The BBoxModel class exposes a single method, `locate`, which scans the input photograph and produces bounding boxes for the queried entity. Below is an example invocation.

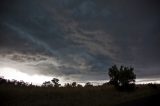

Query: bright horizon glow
[136,78,160,84]
[0,67,54,85]
[0,67,160,85]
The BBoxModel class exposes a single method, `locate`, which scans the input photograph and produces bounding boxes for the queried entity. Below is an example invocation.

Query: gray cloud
[0,0,160,82]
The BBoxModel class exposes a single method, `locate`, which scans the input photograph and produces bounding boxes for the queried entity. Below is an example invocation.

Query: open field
[0,84,160,106]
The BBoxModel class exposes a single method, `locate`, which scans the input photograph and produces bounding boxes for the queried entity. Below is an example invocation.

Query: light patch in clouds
[0,53,60,75]
[0,67,53,85]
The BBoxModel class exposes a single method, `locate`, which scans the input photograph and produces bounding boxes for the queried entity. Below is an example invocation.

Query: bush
[108,65,136,91]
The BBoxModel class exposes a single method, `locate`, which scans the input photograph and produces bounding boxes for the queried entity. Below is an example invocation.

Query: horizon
[1,66,160,86]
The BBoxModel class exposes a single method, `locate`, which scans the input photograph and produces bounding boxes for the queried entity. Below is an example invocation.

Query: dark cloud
[0,0,160,82]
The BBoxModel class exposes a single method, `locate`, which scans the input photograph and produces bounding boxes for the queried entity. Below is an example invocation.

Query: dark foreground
[0,84,160,106]
[118,93,160,106]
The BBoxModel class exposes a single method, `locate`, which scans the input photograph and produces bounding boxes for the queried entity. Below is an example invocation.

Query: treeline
[1,76,159,90]
[0,76,109,88]
[0,76,35,87]
[42,78,98,88]
[0,65,159,91]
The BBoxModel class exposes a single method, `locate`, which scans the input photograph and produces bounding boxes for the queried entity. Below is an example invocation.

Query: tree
[51,78,61,87]
[108,65,119,86]
[42,81,53,87]
[0,76,7,84]
[108,65,136,90]
[77,84,83,88]
[84,82,93,88]
[64,83,72,88]
[71,82,77,87]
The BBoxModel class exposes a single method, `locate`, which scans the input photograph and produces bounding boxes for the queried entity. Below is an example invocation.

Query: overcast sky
[0,0,160,83]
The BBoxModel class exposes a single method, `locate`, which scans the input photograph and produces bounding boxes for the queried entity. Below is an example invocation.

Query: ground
[0,84,160,106]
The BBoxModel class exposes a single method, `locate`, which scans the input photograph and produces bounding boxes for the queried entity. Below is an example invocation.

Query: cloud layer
[0,0,160,82]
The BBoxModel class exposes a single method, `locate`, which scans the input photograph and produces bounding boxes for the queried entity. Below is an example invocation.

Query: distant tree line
[0,76,34,87]
[0,76,94,88]
[0,65,147,91]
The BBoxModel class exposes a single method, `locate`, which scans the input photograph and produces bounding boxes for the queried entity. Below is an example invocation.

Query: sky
[0,0,160,85]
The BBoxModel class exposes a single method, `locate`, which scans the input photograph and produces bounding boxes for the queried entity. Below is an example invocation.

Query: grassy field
[0,84,160,106]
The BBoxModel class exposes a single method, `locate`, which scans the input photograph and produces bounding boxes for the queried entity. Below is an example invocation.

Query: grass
[0,84,160,106]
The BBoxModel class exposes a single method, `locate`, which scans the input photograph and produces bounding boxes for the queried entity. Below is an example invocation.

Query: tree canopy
[108,65,136,90]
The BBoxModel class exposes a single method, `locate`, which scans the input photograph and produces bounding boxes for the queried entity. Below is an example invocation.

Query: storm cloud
[0,0,160,83]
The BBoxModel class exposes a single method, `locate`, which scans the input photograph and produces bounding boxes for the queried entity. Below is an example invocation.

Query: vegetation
[42,78,61,87]
[108,65,136,91]
[0,65,160,106]
[0,77,160,106]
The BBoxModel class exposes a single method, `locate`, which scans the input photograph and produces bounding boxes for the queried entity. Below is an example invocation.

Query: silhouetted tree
[84,82,93,88]
[64,83,72,88]
[0,77,6,84]
[108,65,119,87]
[42,81,53,87]
[51,78,61,87]
[71,82,77,87]
[108,65,136,90]
[77,84,83,88]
